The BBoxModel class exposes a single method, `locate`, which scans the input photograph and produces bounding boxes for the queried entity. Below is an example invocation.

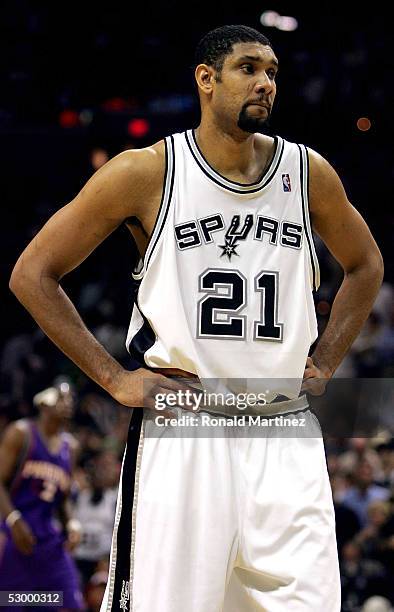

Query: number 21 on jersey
[197,268,283,341]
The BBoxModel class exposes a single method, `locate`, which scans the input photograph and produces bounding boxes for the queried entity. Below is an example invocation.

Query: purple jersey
[4,420,72,540]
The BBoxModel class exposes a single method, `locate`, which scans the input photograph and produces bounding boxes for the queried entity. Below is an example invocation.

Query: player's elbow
[364,248,384,288]
[9,254,45,301]
[344,247,384,293]
[374,250,385,285]
[9,256,26,296]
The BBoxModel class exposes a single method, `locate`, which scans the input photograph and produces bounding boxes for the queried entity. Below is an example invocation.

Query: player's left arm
[305,148,384,379]
[58,436,82,551]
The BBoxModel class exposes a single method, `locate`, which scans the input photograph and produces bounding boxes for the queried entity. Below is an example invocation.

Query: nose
[254,72,275,95]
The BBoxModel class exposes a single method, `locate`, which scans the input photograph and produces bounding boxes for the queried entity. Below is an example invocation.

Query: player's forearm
[0,481,16,520]
[9,269,124,396]
[312,256,384,376]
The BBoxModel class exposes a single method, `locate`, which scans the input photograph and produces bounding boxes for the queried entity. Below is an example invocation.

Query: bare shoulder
[0,420,29,481]
[117,139,166,177]
[0,419,29,448]
[107,138,164,189]
[306,146,350,216]
[78,139,166,217]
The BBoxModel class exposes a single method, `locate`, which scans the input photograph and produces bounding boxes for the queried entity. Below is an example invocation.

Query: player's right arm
[0,422,37,554]
[9,145,185,409]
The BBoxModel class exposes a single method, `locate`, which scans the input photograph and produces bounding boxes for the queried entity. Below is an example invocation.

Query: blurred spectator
[84,559,109,612]
[375,440,394,489]
[373,284,394,327]
[329,452,362,559]
[341,541,391,611]
[342,460,391,527]
[338,439,382,480]
[354,501,392,561]
[352,312,385,377]
[73,451,119,586]
[361,596,393,611]
[90,148,109,171]
[335,500,361,562]
[376,305,394,376]
[0,333,46,401]
[376,506,394,576]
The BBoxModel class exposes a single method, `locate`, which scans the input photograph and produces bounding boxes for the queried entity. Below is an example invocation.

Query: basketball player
[0,385,84,610]
[9,25,384,611]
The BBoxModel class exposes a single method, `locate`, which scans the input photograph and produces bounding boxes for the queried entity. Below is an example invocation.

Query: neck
[195,117,266,182]
[37,414,62,437]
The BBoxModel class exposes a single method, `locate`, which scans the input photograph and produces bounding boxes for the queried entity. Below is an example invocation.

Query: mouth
[248,102,270,110]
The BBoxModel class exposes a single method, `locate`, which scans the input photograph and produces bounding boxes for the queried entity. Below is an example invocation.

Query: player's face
[54,391,75,419]
[212,42,278,134]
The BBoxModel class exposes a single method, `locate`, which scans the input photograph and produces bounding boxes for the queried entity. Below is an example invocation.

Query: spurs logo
[119,580,130,612]
[174,213,303,254]
[219,214,254,260]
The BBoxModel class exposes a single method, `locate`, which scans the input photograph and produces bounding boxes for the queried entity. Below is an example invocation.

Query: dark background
[1,3,394,611]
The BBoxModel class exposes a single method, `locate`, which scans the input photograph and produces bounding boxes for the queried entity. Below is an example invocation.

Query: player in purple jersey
[0,385,85,611]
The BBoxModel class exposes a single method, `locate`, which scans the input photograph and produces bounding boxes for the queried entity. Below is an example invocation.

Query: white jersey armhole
[298,144,320,291]
[132,135,176,281]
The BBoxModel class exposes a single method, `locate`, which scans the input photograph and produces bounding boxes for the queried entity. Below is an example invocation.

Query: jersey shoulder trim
[133,135,175,280]
[297,143,320,291]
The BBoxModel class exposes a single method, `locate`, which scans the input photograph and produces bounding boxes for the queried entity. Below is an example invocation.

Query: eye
[267,69,277,80]
[241,64,254,74]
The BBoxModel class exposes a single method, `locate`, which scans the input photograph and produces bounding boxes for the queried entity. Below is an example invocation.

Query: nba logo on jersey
[282,173,291,192]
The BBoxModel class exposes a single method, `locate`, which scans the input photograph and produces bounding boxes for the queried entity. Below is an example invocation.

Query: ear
[195,64,216,95]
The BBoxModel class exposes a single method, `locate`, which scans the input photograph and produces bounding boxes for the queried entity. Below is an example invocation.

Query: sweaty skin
[9,41,383,408]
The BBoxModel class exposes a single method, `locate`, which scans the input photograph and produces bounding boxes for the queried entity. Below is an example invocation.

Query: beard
[237,104,271,134]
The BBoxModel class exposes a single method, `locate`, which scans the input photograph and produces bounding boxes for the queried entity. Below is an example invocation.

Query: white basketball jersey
[126,130,320,399]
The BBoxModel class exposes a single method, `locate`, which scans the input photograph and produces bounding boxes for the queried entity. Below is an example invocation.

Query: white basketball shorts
[100,401,341,611]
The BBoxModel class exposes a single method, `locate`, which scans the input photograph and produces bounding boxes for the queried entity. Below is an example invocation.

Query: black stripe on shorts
[111,409,144,611]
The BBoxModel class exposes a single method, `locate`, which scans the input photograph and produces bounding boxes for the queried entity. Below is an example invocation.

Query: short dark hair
[194,25,272,78]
